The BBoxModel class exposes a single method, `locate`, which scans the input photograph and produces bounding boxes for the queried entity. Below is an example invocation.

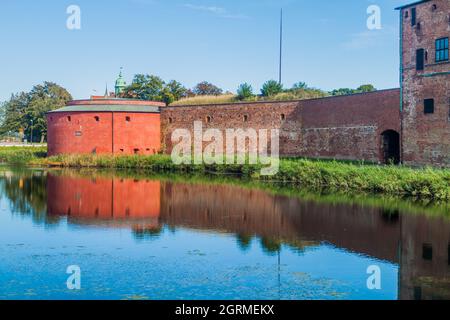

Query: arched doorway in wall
[381,130,400,165]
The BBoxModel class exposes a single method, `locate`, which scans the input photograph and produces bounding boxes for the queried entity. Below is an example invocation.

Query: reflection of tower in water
[46,173,161,230]
[399,214,450,300]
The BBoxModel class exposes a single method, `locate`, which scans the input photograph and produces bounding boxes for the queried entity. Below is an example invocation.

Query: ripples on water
[0,168,449,300]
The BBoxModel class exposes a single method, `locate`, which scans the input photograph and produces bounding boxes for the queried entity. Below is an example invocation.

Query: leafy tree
[331,84,377,96]
[0,92,29,138]
[165,80,188,101]
[193,81,223,96]
[0,82,72,142]
[122,75,188,105]
[357,84,376,93]
[261,80,283,97]
[28,82,72,142]
[122,74,165,101]
[237,83,254,100]
[330,88,355,96]
[291,82,309,90]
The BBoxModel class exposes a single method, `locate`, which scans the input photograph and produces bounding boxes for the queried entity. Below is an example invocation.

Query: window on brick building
[168,117,173,124]
[422,243,433,261]
[67,116,71,122]
[448,243,450,265]
[411,7,416,26]
[243,115,249,122]
[424,98,435,114]
[94,116,100,122]
[126,116,131,122]
[436,37,449,62]
[206,116,212,123]
[281,114,286,121]
[416,49,425,70]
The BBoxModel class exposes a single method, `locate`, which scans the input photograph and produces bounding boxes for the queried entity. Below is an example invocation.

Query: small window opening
[67,116,71,122]
[405,11,409,19]
[422,243,433,261]
[424,98,435,114]
[126,116,131,122]
[281,114,286,121]
[448,243,450,265]
[432,4,437,11]
[414,287,422,300]
[411,8,417,26]
[168,117,173,124]
[243,115,249,122]
[94,116,100,122]
[134,148,140,154]
[206,116,212,123]
[416,48,425,70]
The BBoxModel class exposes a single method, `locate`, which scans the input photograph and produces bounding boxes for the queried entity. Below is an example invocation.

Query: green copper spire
[115,67,126,97]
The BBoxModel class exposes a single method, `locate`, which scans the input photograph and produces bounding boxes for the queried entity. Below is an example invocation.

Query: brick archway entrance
[381,130,400,165]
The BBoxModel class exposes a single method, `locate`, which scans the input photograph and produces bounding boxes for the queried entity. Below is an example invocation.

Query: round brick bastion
[46,98,165,156]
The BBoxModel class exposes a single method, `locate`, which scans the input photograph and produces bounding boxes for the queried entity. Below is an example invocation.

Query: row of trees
[0,77,376,142]
[120,74,377,103]
[236,81,376,101]
[0,82,72,142]
[120,75,224,104]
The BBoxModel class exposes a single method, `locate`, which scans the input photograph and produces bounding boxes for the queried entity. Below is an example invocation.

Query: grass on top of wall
[169,94,238,106]
[168,90,329,106]
[24,152,450,201]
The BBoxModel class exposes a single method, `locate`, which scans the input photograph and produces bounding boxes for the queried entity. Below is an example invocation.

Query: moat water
[0,167,449,300]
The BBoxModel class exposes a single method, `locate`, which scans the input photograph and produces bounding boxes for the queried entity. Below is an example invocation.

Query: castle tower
[398,0,450,166]
[115,68,127,97]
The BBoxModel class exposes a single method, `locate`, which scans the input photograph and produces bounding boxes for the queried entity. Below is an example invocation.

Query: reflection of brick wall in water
[46,174,161,221]
[159,182,400,261]
[399,214,450,300]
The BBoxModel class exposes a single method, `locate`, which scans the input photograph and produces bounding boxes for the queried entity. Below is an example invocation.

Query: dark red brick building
[398,0,450,166]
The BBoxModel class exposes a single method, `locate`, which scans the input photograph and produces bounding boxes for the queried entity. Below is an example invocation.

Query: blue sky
[0,0,414,101]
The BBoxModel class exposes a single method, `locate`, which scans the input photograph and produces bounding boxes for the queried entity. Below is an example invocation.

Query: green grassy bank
[2,146,450,200]
[0,146,47,164]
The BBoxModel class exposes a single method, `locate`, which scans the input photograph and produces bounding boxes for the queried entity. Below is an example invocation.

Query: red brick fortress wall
[299,89,400,161]
[161,89,400,163]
